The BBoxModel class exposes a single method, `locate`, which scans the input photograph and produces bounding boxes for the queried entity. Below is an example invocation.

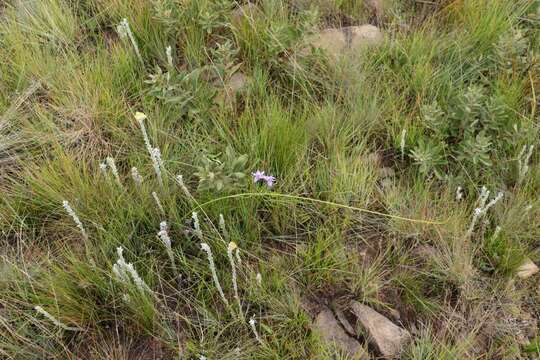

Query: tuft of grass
[1,0,539,358]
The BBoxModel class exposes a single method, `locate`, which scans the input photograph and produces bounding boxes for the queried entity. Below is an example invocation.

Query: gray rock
[307,25,383,59]
[309,28,348,58]
[313,308,365,358]
[350,301,411,358]
[348,25,384,50]
[516,258,539,279]
[365,0,385,20]
[214,72,248,104]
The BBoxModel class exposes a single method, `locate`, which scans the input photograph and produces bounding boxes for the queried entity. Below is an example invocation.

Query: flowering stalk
[201,243,229,307]
[131,167,143,187]
[135,112,164,187]
[400,128,406,161]
[62,200,88,240]
[192,212,203,240]
[151,147,164,188]
[34,306,81,331]
[249,316,263,344]
[227,242,243,320]
[106,156,123,187]
[113,247,150,293]
[135,112,153,155]
[256,273,262,286]
[235,247,241,267]
[175,174,193,199]
[157,221,177,274]
[466,187,503,238]
[117,18,143,64]
[219,214,228,240]
[518,144,534,184]
[152,191,165,214]
[166,45,173,70]
[492,226,502,240]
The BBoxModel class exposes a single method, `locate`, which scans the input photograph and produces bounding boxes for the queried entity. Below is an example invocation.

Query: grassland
[0,0,539,359]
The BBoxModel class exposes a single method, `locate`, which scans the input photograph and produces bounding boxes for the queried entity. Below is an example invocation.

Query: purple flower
[252,170,276,188]
[252,170,266,183]
[264,175,276,187]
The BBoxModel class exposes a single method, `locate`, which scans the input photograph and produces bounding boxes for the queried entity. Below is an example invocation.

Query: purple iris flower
[252,170,266,183]
[252,170,276,188]
[264,175,276,187]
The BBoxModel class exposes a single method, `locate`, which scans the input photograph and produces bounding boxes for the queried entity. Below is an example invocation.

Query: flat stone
[310,28,348,58]
[227,72,248,93]
[347,25,384,50]
[516,258,539,279]
[350,301,411,358]
[214,72,248,105]
[365,0,384,19]
[307,25,383,59]
[313,308,365,358]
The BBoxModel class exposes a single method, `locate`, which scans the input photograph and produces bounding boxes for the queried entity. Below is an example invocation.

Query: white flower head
[131,166,143,186]
[113,246,150,293]
[455,186,464,201]
[151,147,164,187]
[116,19,128,38]
[227,241,242,319]
[166,45,173,69]
[35,306,81,331]
[192,212,203,239]
[157,221,171,249]
[249,316,263,344]
[152,191,165,214]
[117,18,143,64]
[62,200,88,240]
[99,162,108,174]
[106,156,122,186]
[176,174,192,198]
[400,128,407,160]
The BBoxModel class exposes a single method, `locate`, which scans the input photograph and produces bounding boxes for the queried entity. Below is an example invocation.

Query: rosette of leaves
[210,40,242,81]
[421,101,447,137]
[145,65,214,119]
[410,84,521,179]
[194,147,248,192]
[197,0,232,34]
[410,138,448,179]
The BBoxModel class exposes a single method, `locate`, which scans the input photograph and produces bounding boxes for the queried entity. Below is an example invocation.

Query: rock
[214,72,248,105]
[307,25,383,59]
[309,28,348,58]
[365,0,384,20]
[231,3,260,25]
[348,25,384,49]
[226,72,248,93]
[516,258,539,279]
[350,301,411,358]
[313,308,365,358]
[379,166,395,178]
[334,307,356,335]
